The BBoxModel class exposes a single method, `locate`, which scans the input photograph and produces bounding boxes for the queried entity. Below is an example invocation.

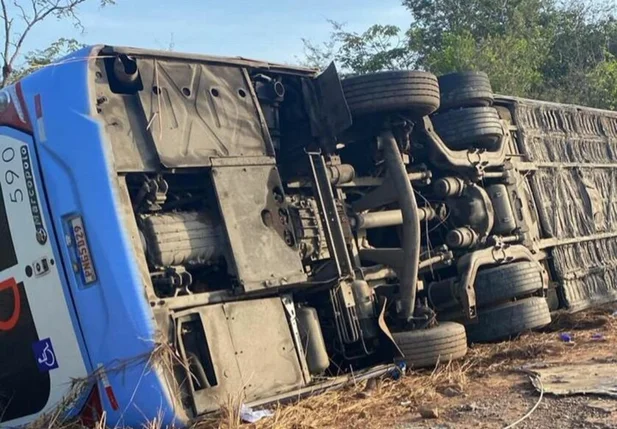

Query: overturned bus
[1,45,616,427]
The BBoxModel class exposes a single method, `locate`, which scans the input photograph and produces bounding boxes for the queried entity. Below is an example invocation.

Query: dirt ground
[197,303,617,429]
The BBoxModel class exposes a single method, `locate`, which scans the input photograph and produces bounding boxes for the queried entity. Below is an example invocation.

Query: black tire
[475,262,544,307]
[466,297,551,343]
[342,71,440,117]
[393,322,467,368]
[546,287,561,311]
[438,71,494,110]
[432,106,504,150]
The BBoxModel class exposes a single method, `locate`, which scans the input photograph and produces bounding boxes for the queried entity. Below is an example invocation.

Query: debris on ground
[439,386,463,397]
[591,333,606,341]
[527,362,617,397]
[390,361,407,380]
[586,399,617,414]
[195,303,617,428]
[239,405,273,423]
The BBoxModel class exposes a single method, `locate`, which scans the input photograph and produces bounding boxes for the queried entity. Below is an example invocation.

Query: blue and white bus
[2,45,616,428]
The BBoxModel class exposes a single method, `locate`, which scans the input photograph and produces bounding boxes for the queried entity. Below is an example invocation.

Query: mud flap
[377,298,404,358]
[303,62,352,151]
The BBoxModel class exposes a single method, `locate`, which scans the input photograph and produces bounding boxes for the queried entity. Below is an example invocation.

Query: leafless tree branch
[1,0,11,66]
[0,0,98,87]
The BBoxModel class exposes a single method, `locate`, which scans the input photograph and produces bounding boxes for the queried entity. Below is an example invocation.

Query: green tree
[0,0,115,87]
[10,37,84,82]
[586,52,617,110]
[536,2,617,106]
[403,0,554,96]
[301,0,617,108]
[301,21,415,74]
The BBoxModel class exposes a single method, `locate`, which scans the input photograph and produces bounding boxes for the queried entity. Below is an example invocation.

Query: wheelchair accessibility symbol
[32,338,59,372]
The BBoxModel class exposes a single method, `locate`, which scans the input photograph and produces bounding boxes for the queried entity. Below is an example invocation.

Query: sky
[14,0,410,65]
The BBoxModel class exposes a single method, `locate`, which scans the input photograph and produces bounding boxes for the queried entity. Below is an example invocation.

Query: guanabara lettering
[0,45,615,429]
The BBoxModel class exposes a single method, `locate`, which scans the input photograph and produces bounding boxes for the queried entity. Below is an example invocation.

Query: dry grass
[193,359,473,429]
[22,303,617,429]
[197,303,617,429]
[467,303,617,374]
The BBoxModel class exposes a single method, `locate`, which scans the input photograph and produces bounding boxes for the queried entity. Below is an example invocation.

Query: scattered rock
[459,402,479,412]
[419,405,439,419]
[586,400,617,414]
[364,377,378,392]
[439,385,463,397]
[355,391,372,399]
[592,356,617,364]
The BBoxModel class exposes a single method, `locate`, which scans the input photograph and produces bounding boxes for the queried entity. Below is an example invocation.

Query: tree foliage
[301,0,617,109]
[0,0,114,87]
[302,21,415,74]
[9,37,84,81]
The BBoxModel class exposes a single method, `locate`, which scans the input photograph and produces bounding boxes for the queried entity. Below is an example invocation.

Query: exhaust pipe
[113,54,139,86]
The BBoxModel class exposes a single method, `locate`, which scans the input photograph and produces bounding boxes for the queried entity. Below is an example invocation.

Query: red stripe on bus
[0,277,20,331]
[105,386,119,411]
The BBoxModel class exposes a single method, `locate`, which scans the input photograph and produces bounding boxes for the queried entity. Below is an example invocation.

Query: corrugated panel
[513,100,617,310]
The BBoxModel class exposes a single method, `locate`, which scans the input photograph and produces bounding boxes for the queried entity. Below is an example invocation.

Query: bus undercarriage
[3,45,617,426]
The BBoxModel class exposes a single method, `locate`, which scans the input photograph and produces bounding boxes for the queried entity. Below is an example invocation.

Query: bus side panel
[513,99,617,311]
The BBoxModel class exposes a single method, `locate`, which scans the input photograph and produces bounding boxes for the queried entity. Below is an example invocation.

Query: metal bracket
[307,152,354,278]
[420,116,510,174]
[281,294,311,383]
[133,174,169,211]
[456,244,548,321]
[330,281,362,345]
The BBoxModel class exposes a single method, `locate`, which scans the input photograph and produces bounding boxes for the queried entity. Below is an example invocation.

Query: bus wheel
[432,106,504,151]
[474,261,545,307]
[437,71,494,111]
[341,70,440,118]
[466,297,551,343]
[392,322,467,369]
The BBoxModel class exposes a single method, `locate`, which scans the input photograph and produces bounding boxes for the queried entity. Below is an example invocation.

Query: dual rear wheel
[393,262,551,368]
[342,70,505,151]
[340,71,551,368]
[466,262,551,342]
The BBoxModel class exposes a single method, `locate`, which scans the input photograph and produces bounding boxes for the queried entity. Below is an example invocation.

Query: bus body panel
[4,47,182,427]
[3,46,617,429]
[0,129,88,427]
[509,96,617,311]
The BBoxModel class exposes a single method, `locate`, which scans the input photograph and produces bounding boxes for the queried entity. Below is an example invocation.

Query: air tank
[296,306,330,375]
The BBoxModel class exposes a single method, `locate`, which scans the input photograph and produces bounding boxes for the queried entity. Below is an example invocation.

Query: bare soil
[198,303,617,429]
